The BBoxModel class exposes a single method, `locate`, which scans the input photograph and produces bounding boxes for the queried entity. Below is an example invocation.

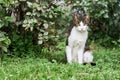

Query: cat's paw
[83,62,96,66]
[90,62,96,66]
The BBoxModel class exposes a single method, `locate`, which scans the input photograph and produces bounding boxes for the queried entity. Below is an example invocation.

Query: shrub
[0,0,12,53]
[0,0,72,56]
[0,0,119,57]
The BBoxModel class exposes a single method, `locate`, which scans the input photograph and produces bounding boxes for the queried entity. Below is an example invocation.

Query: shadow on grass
[37,50,97,66]
[35,49,67,64]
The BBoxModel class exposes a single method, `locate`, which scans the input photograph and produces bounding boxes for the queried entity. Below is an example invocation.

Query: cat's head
[73,10,90,32]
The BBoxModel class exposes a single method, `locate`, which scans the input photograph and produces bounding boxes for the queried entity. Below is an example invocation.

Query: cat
[65,10,95,65]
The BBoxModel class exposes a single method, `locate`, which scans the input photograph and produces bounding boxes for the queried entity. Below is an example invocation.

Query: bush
[0,0,12,53]
[0,0,72,56]
[0,0,119,57]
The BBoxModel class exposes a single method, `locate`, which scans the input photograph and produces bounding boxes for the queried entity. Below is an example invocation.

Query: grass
[0,43,120,80]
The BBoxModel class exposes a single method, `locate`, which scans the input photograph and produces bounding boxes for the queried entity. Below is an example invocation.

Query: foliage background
[0,0,120,57]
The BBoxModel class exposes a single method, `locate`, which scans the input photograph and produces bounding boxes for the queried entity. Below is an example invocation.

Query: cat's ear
[84,14,90,24]
[73,13,79,26]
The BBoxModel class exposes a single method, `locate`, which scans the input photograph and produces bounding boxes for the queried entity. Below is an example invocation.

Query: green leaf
[38,40,43,44]
[44,32,48,36]
[1,46,7,52]
[43,23,48,29]
[49,15,53,18]
[27,2,32,7]
[0,21,4,28]
[30,27,33,31]
[5,16,14,22]
[104,14,109,18]
[4,38,11,45]
[19,0,26,1]
[26,12,31,15]
[0,0,4,4]
[0,38,6,41]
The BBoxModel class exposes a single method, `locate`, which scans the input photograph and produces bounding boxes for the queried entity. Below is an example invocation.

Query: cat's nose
[80,28,85,31]
[82,28,86,30]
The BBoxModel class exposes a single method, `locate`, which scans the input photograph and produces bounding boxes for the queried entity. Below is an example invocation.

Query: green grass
[0,46,120,80]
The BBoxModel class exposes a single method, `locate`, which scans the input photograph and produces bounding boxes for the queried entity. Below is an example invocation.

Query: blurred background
[0,0,120,57]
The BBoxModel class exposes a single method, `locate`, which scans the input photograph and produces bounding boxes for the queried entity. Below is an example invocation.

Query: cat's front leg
[77,47,84,64]
[66,46,72,63]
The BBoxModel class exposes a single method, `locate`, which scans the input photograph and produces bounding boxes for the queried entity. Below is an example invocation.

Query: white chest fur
[66,27,88,64]
[68,27,88,48]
